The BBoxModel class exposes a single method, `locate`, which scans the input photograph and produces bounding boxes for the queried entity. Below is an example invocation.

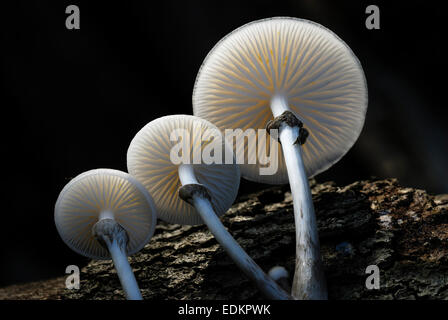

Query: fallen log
[1,178,447,300]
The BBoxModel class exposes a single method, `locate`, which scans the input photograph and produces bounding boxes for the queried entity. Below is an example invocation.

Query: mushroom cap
[193,17,368,184]
[127,114,240,226]
[54,169,157,260]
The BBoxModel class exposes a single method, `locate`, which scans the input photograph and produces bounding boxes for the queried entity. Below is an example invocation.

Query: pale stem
[106,238,143,300]
[178,164,292,300]
[94,218,143,300]
[270,95,327,300]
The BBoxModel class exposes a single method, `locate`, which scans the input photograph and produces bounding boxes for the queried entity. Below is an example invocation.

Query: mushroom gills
[54,169,157,300]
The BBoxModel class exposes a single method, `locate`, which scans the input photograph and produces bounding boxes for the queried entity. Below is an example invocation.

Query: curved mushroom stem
[270,95,327,300]
[178,164,293,300]
[93,219,143,300]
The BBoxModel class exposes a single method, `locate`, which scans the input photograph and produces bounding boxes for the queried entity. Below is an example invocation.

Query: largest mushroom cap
[193,17,368,184]
[127,115,240,226]
[54,169,157,260]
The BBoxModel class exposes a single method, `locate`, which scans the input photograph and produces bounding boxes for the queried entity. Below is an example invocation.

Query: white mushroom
[127,114,292,299]
[193,17,368,299]
[54,169,157,300]
[269,266,290,292]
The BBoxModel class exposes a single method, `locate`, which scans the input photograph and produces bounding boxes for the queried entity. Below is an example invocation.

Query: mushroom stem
[178,164,293,300]
[93,219,143,300]
[270,95,327,300]
[178,163,200,185]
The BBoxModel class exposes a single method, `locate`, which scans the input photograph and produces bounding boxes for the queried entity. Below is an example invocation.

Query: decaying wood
[1,178,447,300]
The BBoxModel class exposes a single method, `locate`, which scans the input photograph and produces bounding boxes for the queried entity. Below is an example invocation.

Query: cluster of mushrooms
[55,17,367,300]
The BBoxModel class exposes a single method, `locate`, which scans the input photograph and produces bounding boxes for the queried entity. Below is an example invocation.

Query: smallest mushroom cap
[54,169,157,260]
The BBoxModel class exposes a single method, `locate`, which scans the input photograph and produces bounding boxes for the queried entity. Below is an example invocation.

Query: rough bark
[1,178,447,300]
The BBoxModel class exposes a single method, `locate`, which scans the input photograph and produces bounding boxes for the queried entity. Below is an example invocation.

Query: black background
[1,1,447,287]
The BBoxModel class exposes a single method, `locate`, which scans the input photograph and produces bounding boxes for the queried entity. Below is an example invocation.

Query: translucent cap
[54,169,157,260]
[127,115,240,226]
[193,17,368,184]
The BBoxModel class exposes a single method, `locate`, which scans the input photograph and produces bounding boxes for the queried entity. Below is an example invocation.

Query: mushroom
[127,114,292,299]
[269,266,291,292]
[54,169,157,300]
[192,17,368,299]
